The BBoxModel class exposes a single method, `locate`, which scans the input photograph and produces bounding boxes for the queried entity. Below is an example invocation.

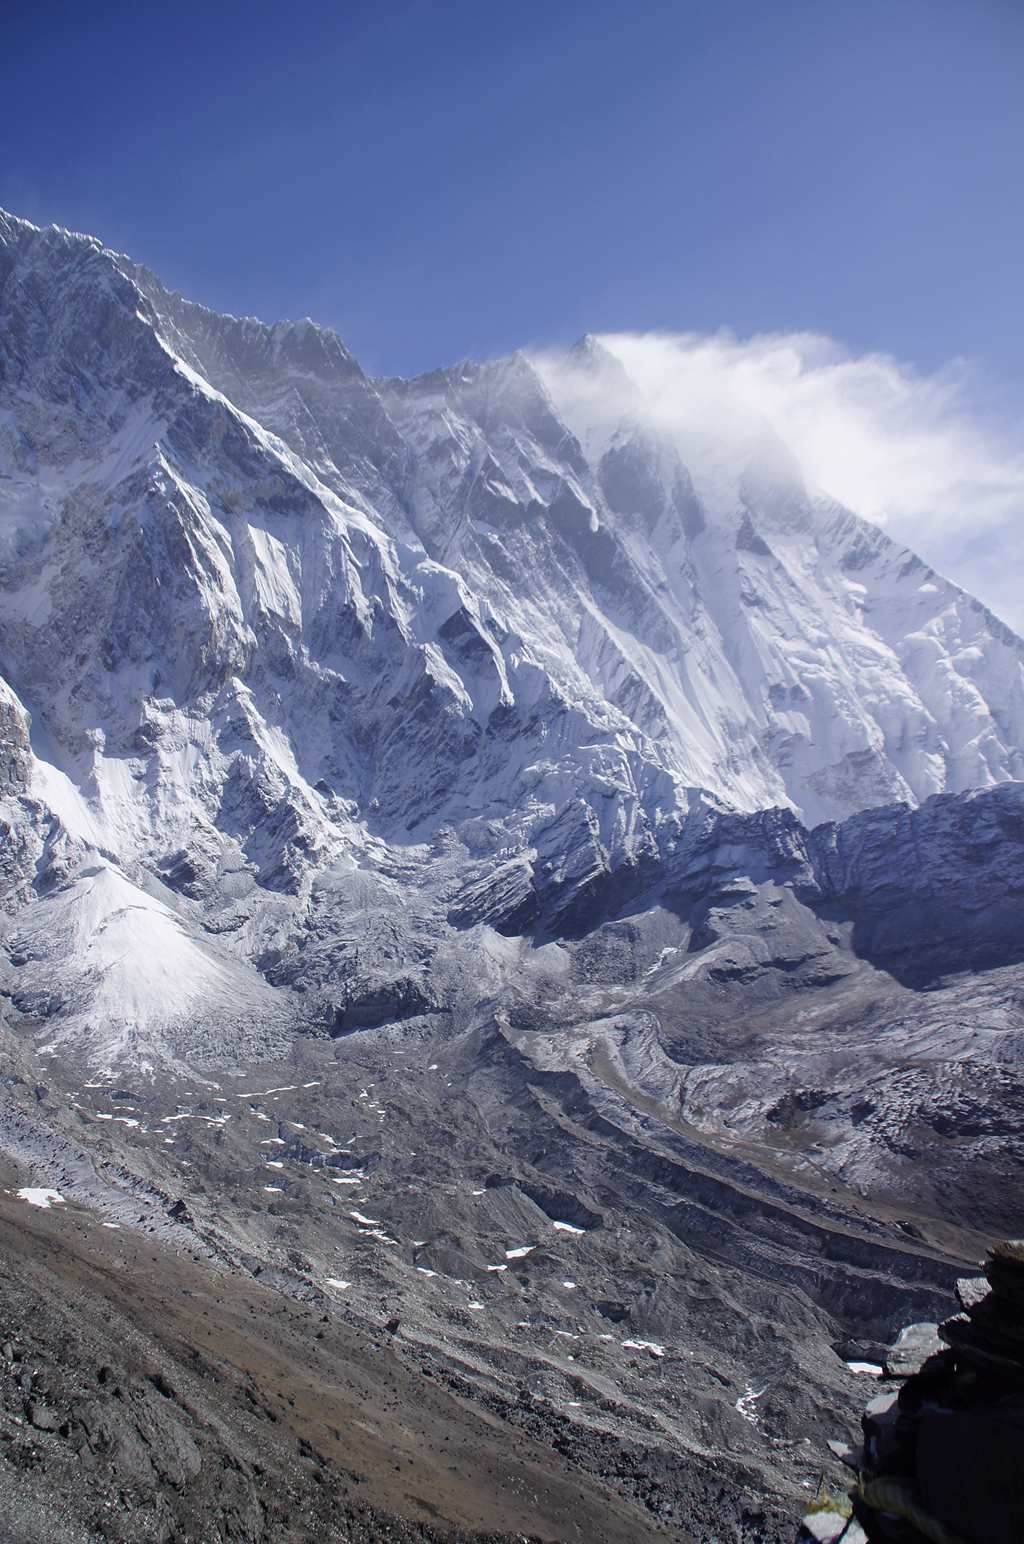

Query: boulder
[26,1400,61,1432]
[917,1401,1024,1544]
[883,1321,943,1377]
[955,1276,990,1312]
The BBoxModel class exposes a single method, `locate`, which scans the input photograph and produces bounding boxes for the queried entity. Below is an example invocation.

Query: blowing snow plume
[534,330,1024,632]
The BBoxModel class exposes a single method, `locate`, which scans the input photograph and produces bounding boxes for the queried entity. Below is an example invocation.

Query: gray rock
[827,1438,862,1469]
[861,1389,902,1471]
[955,1276,990,1312]
[883,1321,942,1377]
[26,1400,61,1432]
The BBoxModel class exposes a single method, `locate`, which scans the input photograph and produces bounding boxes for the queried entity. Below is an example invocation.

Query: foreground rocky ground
[1,937,1002,1544]
[0,1176,674,1544]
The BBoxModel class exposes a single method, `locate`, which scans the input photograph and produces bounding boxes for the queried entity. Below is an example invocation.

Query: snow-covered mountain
[2,207,1024,1065]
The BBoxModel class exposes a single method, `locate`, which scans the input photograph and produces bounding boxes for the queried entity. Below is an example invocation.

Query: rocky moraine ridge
[1,209,1023,1542]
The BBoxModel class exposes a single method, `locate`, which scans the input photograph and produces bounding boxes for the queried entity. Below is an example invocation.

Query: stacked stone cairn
[798,1239,1024,1544]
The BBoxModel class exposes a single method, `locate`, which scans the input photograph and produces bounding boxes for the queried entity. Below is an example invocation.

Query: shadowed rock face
[806,782,1024,984]
[451,783,1024,989]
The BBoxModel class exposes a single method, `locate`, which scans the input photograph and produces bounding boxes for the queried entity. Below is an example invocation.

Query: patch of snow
[17,1187,65,1209]
[735,1383,767,1423]
[622,1339,665,1358]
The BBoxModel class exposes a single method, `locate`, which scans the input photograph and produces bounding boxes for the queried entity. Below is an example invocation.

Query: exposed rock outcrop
[800,1239,1024,1544]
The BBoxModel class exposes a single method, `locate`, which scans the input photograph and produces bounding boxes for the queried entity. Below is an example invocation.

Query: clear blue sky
[4,0,1023,384]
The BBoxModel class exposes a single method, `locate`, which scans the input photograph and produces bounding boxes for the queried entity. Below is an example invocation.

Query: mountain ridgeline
[1,208,1024,1066]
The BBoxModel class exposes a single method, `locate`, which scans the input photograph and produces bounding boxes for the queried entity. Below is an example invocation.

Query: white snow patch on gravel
[735,1383,767,1422]
[623,1339,665,1358]
[17,1188,65,1209]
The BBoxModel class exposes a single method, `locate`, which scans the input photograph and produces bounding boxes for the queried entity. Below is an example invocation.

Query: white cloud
[537,330,1024,632]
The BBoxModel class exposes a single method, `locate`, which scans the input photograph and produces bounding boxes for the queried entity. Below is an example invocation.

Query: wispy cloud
[538,331,1024,632]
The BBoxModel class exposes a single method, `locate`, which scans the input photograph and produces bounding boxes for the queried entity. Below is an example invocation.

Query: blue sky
[4,0,1023,385]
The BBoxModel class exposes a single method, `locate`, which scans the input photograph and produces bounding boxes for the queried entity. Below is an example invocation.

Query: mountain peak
[1,206,1023,1065]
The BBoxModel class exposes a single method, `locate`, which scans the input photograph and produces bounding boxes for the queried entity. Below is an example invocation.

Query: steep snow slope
[1,206,1024,1061]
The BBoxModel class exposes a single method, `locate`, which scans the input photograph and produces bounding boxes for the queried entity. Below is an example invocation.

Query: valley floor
[0,994,990,1544]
